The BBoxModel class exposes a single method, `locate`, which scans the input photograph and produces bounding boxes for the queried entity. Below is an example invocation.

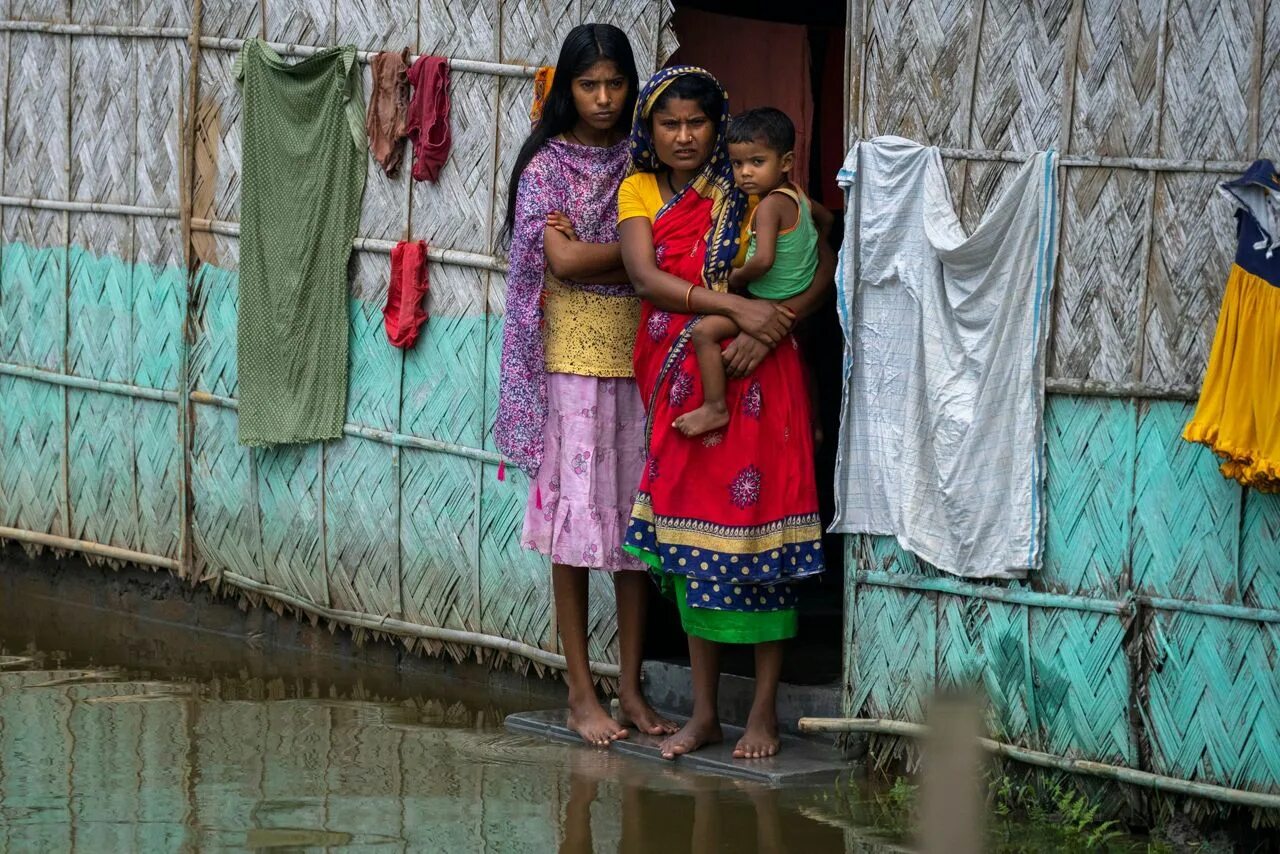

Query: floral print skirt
[521,373,647,571]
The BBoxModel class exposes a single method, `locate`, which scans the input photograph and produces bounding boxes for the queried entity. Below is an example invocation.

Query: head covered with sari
[628,66,747,290]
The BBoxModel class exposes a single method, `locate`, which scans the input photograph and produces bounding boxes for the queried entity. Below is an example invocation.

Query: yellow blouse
[617,172,756,268]
[543,274,639,377]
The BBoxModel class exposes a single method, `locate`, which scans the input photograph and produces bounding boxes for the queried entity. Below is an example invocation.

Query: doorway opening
[641,0,849,687]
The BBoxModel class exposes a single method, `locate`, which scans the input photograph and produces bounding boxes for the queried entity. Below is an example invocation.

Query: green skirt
[626,546,797,644]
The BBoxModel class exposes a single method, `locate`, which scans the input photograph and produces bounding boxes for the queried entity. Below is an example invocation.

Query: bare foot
[618,691,678,736]
[732,709,780,759]
[673,402,730,437]
[659,716,723,760]
[567,699,629,748]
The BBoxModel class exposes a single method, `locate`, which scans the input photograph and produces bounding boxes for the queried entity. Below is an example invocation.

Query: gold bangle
[685,284,696,313]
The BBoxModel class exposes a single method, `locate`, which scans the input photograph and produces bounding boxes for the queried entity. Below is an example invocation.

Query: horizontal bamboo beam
[854,570,1134,616]
[188,391,507,466]
[1046,377,1197,402]
[0,195,179,218]
[189,219,509,273]
[937,147,1252,174]
[221,570,620,678]
[0,21,189,38]
[0,363,179,403]
[1139,594,1280,625]
[796,717,1280,811]
[198,37,539,78]
[0,526,181,571]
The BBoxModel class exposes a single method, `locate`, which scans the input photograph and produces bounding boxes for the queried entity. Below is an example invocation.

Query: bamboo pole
[220,570,621,678]
[0,364,180,403]
[936,148,1251,174]
[0,196,179,217]
[795,717,1280,811]
[856,570,1135,616]
[0,525,181,571]
[0,22,189,38]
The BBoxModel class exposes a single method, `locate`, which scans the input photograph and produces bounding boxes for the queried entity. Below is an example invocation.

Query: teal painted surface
[846,395,1279,796]
[0,242,65,370]
[0,376,64,534]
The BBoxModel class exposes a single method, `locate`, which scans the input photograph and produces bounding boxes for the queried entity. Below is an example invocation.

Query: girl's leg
[554,562,628,746]
[613,571,677,735]
[673,316,738,437]
[734,640,783,758]
[659,635,724,759]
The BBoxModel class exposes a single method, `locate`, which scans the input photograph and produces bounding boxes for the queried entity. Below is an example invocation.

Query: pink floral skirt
[521,373,647,571]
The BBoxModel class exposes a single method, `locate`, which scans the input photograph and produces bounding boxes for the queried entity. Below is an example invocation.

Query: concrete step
[504,708,851,786]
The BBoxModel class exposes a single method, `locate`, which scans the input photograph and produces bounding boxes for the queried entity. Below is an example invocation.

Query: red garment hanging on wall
[384,239,430,348]
[406,56,452,182]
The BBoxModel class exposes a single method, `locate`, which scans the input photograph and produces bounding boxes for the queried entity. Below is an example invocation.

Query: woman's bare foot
[567,698,629,747]
[659,716,723,760]
[617,691,678,736]
[673,402,730,437]
[732,708,780,759]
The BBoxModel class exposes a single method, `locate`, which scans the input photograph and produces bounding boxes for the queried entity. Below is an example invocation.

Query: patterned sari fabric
[621,67,824,643]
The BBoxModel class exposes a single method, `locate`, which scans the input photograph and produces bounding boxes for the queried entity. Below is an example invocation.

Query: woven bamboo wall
[843,0,1280,801]
[0,0,676,679]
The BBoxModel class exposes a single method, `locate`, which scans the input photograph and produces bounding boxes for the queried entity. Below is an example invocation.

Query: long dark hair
[500,23,639,244]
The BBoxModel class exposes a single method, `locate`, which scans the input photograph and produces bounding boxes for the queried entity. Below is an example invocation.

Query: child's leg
[673,315,739,437]
[659,635,724,759]
[734,640,783,758]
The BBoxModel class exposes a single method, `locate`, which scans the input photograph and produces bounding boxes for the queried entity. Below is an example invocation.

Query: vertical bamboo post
[179,0,205,580]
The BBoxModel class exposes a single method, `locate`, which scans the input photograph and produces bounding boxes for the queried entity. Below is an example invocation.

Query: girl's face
[570,60,629,131]
[650,97,715,172]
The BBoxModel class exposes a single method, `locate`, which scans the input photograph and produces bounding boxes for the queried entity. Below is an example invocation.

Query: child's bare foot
[618,691,678,736]
[567,698,629,747]
[659,716,723,759]
[732,708,780,759]
[673,402,730,437]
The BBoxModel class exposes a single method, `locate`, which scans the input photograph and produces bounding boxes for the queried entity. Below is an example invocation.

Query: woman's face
[570,60,629,131]
[650,97,715,172]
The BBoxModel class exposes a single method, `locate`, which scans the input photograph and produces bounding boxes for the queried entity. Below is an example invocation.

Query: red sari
[624,187,825,616]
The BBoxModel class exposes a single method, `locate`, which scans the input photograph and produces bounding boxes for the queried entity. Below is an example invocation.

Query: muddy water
[0,563,889,853]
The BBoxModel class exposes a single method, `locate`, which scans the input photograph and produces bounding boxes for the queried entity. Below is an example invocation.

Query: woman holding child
[617,67,833,759]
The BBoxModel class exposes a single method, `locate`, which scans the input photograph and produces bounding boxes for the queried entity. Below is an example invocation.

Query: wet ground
[0,550,1158,852]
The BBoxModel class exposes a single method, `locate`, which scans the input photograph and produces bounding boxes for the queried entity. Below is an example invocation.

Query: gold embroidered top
[542,275,640,377]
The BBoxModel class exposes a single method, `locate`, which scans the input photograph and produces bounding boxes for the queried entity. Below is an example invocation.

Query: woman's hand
[729,297,795,346]
[547,211,577,241]
[721,332,770,378]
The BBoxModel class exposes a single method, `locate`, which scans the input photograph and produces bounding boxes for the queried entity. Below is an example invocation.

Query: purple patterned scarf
[494,137,632,475]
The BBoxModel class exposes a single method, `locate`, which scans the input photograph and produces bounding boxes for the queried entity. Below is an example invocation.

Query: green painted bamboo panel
[325,435,401,618]
[1241,490,1280,610]
[345,284,399,433]
[402,314,487,448]
[936,596,1031,744]
[479,463,553,657]
[401,450,481,633]
[68,389,136,548]
[68,234,133,383]
[190,403,260,580]
[135,398,181,560]
[850,585,936,723]
[255,443,325,605]
[190,262,240,398]
[1145,610,1280,791]
[0,375,65,535]
[131,219,186,392]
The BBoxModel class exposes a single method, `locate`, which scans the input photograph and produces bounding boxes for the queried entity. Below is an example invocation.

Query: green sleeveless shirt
[745,186,819,301]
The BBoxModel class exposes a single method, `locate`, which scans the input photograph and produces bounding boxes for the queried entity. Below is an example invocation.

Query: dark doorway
[642,1,849,687]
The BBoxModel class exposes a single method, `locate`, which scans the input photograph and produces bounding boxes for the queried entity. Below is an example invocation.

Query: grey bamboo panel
[401,451,481,633]
[479,464,553,657]
[580,0,662,77]
[9,0,68,22]
[71,0,132,25]
[196,50,243,222]
[860,0,976,145]
[4,34,69,199]
[255,443,326,605]
[410,71,498,254]
[0,33,7,192]
[356,61,411,242]
[1141,172,1236,390]
[489,75,533,253]
[138,0,191,27]
[1050,168,1149,384]
[325,436,402,618]
[135,38,185,208]
[958,159,1019,234]
[71,37,136,204]
[1068,0,1162,156]
[421,0,498,61]
[587,570,620,668]
[500,0,575,65]
[1158,0,1255,159]
[190,238,240,398]
[68,213,132,383]
[201,0,261,39]
[263,0,336,44]
[336,0,417,51]
[347,254,399,432]
[1,210,67,371]
[966,0,1071,151]
[1263,0,1279,152]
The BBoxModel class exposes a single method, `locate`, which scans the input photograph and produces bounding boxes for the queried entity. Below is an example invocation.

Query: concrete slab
[505,708,851,786]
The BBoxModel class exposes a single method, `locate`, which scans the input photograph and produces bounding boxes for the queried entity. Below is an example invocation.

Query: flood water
[0,556,1154,853]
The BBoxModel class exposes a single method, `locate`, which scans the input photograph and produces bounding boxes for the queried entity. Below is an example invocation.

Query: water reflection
[0,605,859,852]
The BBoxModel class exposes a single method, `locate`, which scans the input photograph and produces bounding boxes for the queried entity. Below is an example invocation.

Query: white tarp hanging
[832,136,1059,579]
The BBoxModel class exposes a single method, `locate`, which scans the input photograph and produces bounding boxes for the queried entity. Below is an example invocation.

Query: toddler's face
[728,139,793,196]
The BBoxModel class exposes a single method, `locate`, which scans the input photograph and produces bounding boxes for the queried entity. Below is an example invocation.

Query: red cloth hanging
[406,56,452,182]
[384,240,430,348]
